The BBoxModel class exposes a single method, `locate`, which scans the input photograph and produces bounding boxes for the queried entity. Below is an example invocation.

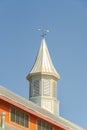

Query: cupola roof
[27,38,60,80]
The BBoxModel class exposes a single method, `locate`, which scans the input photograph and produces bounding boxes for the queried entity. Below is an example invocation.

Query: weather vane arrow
[37,29,49,38]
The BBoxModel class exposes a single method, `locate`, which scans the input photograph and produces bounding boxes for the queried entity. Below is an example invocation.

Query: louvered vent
[52,81,57,98]
[30,81,33,97]
[33,80,39,96]
[29,80,40,97]
[43,79,50,96]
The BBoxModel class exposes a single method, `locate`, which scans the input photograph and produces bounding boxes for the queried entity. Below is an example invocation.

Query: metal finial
[38,29,49,38]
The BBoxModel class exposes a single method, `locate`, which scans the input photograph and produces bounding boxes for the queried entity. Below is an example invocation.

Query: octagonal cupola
[27,37,60,115]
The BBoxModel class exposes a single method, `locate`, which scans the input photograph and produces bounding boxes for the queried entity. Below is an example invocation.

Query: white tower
[27,37,60,115]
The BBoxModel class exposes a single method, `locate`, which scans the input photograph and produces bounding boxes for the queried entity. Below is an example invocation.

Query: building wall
[29,114,37,130]
[0,100,10,123]
[0,99,67,130]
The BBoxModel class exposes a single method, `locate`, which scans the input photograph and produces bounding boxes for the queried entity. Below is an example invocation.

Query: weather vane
[38,29,49,38]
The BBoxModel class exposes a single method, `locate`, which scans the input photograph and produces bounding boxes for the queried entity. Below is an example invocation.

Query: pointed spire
[27,38,60,80]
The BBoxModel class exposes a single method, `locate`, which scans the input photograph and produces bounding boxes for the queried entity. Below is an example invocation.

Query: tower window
[11,107,29,128]
[37,120,53,130]
[43,79,50,96]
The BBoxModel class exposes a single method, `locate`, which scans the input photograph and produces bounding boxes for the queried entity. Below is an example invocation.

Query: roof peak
[27,38,60,80]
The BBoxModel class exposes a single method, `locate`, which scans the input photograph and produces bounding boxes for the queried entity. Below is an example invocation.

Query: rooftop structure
[27,38,60,115]
[0,35,85,130]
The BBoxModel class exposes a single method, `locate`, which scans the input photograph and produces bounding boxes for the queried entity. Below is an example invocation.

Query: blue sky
[0,0,87,129]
